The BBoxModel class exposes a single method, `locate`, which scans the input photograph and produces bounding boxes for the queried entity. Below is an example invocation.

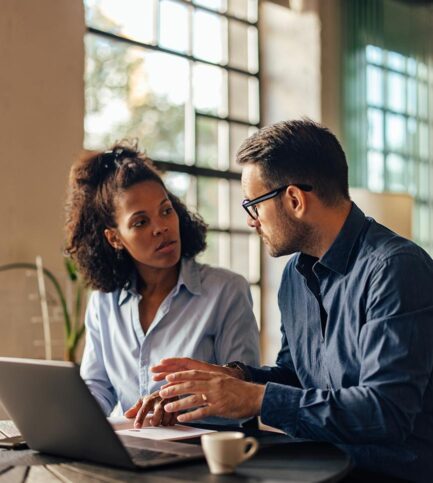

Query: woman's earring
[116,248,124,260]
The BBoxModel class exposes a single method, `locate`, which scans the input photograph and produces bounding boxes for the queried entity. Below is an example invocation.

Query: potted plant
[0,257,87,363]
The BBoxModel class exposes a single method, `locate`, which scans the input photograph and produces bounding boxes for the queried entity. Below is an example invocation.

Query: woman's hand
[124,390,179,428]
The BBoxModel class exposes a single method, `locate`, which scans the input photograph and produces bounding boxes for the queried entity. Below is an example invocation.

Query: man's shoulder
[361,219,431,267]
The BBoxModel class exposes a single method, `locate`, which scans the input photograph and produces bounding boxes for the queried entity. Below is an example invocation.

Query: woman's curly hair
[65,142,207,292]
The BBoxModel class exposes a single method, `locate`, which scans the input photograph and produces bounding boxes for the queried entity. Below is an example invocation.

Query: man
[150,120,433,481]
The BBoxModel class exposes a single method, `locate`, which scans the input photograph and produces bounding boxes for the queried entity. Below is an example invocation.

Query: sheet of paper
[108,415,140,430]
[116,424,216,441]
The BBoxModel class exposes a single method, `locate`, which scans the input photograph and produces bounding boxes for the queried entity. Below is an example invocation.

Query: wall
[0,0,85,417]
[258,0,343,363]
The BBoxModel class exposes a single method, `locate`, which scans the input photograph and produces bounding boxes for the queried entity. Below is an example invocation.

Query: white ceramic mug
[201,431,259,475]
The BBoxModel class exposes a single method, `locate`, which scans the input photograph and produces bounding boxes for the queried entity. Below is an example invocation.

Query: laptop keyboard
[127,446,179,463]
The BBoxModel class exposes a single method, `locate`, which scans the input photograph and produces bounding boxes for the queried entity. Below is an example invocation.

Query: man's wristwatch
[223,361,252,382]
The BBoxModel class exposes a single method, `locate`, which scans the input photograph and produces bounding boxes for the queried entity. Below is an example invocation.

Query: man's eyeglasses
[242,183,313,220]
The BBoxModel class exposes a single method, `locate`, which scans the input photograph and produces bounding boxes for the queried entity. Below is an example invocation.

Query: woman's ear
[104,228,123,250]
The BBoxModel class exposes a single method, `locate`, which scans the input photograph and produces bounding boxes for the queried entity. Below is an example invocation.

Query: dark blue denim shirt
[248,203,433,482]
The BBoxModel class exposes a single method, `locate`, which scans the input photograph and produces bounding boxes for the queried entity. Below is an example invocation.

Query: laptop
[0,357,204,470]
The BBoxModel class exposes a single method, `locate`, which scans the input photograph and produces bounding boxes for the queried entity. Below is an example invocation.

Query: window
[365,45,432,251]
[84,0,261,323]
[343,0,433,254]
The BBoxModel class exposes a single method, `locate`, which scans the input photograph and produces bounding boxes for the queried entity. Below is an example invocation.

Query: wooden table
[0,420,351,482]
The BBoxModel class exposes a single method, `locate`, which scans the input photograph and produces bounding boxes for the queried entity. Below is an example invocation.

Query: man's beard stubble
[264,207,316,258]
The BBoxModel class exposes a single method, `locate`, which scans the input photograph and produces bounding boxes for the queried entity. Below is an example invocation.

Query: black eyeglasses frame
[242,183,313,220]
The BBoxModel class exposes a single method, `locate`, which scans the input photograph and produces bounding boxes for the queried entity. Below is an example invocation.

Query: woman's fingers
[124,398,144,418]
[134,396,157,428]
[151,400,164,426]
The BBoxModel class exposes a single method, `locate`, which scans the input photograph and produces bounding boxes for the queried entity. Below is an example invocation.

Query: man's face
[241,164,312,257]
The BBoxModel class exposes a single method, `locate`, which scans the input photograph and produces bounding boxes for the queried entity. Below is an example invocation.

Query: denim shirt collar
[117,257,202,306]
[297,202,367,276]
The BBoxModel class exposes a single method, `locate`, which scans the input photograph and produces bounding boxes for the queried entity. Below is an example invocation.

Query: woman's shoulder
[192,260,249,290]
[88,287,123,307]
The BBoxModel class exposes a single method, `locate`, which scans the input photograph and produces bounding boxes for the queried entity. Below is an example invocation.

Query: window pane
[231,234,250,276]
[228,21,257,73]
[229,234,260,282]
[418,62,428,80]
[419,123,429,160]
[193,10,225,64]
[418,83,428,118]
[228,0,257,21]
[367,65,383,107]
[198,232,230,269]
[159,0,189,53]
[385,114,406,152]
[197,177,229,228]
[196,117,229,170]
[194,0,224,11]
[419,204,430,243]
[164,172,196,207]
[367,108,383,150]
[84,0,155,44]
[407,118,417,154]
[387,72,405,113]
[229,124,256,172]
[386,51,406,72]
[387,155,406,190]
[193,63,227,116]
[229,73,259,123]
[230,180,246,229]
[229,72,247,120]
[407,159,417,196]
[387,154,406,192]
[407,58,417,76]
[366,45,383,64]
[228,20,248,71]
[418,162,429,200]
[84,35,187,162]
[196,117,219,169]
[407,79,417,116]
[367,151,384,192]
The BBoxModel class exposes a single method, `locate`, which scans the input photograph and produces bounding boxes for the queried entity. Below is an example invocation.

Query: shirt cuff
[260,382,303,436]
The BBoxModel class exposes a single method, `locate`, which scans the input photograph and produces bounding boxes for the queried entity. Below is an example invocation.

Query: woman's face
[105,180,181,271]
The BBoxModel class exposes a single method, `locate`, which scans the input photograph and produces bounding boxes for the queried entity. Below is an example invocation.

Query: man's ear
[283,186,308,218]
[104,228,123,250]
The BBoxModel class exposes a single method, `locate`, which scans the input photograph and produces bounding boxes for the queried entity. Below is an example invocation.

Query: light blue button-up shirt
[80,258,260,416]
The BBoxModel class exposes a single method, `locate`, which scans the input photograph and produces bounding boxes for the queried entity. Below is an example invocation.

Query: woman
[65,143,259,427]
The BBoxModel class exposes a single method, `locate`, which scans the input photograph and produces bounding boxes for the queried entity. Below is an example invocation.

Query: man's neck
[303,201,352,259]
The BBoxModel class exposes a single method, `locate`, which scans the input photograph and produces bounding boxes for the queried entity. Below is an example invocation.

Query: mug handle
[241,437,259,462]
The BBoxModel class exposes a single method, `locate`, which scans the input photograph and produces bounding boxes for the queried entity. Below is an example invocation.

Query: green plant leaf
[64,257,78,281]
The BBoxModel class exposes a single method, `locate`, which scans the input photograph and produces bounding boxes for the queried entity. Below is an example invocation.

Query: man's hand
[124,390,178,428]
[158,370,265,423]
[151,357,240,382]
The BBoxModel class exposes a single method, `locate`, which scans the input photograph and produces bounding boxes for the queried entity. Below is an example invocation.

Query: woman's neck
[136,263,180,298]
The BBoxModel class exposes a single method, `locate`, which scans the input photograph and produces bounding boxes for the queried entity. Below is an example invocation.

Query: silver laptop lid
[0,357,134,469]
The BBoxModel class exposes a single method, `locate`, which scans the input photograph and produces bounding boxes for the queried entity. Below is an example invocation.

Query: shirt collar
[117,257,202,306]
[173,258,202,297]
[296,202,367,277]
[318,202,367,275]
